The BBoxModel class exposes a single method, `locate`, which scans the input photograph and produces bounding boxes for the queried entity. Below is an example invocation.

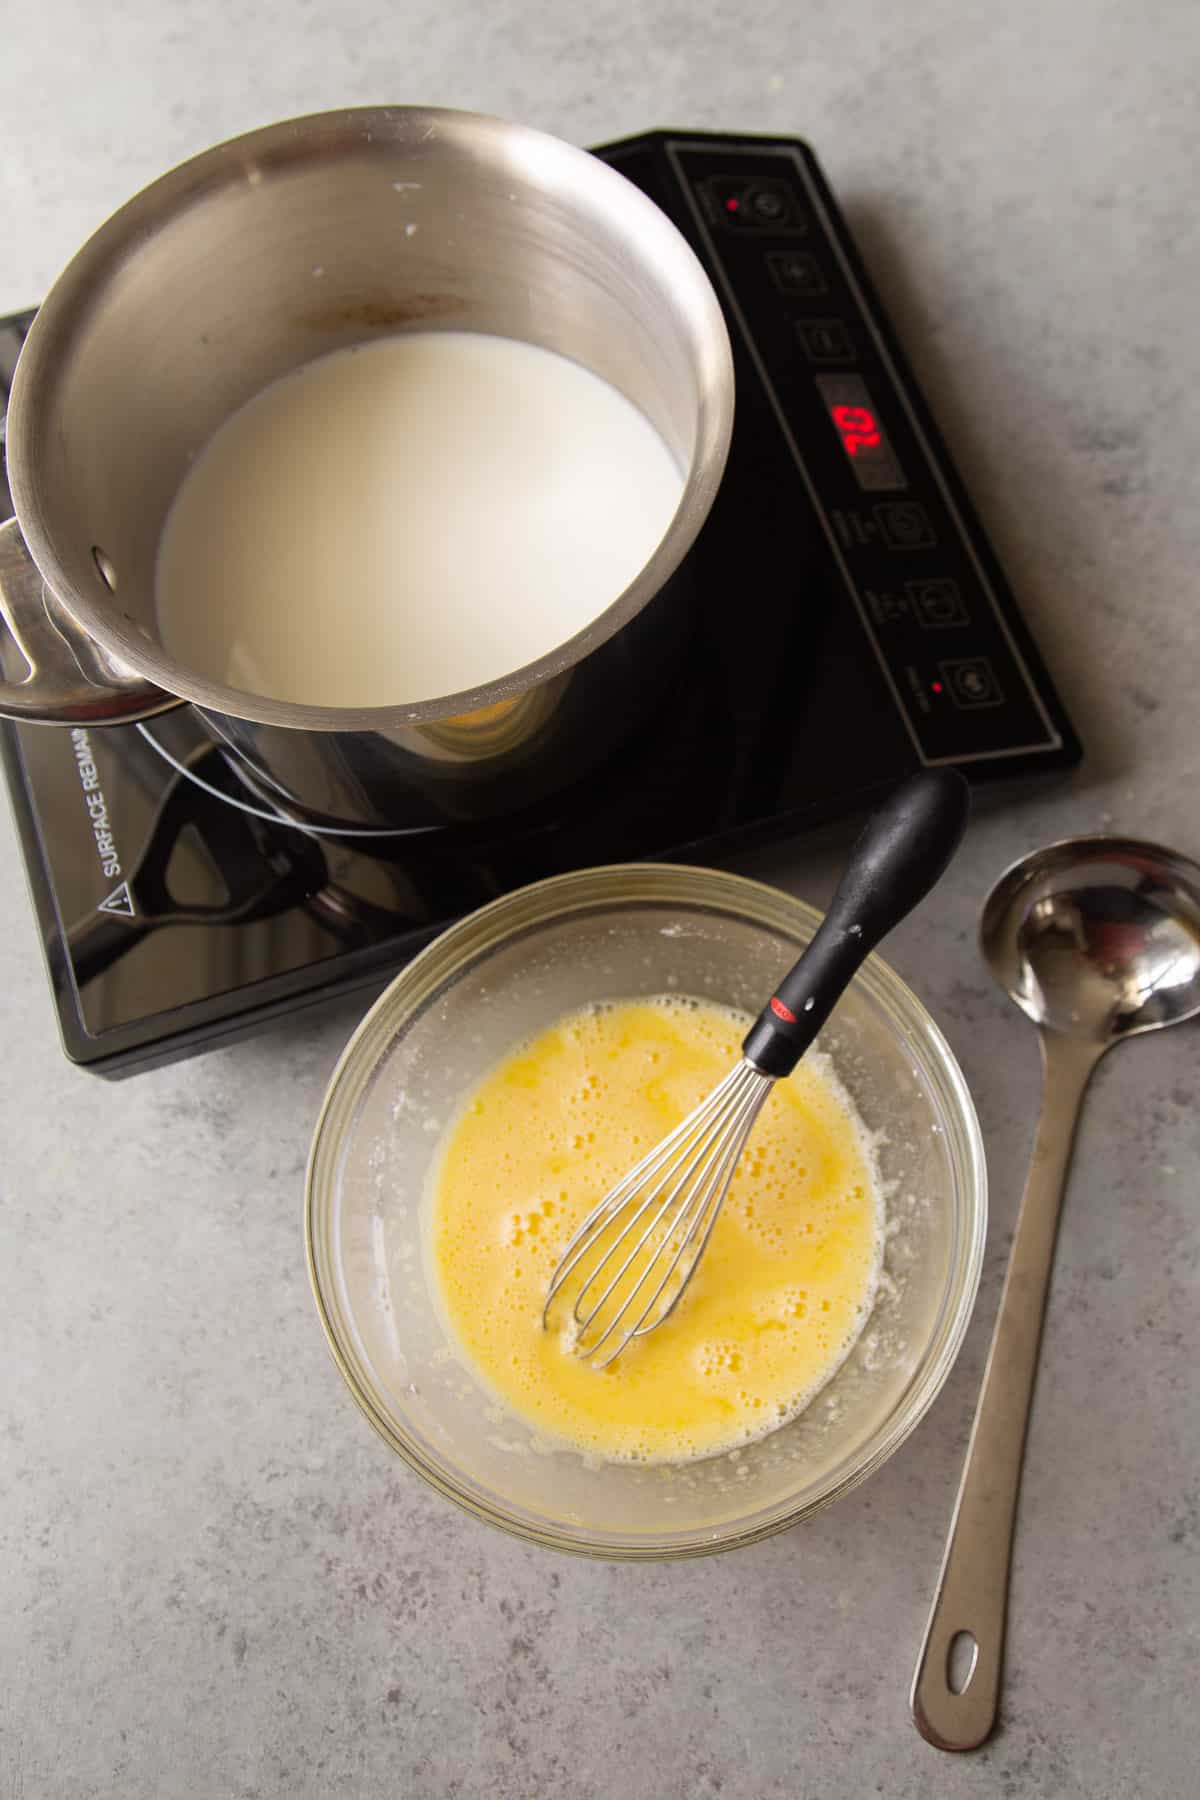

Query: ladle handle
[911,1031,1103,1751]
[742,768,970,1077]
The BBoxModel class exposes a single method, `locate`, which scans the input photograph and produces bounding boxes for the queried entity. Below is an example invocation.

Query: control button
[906,577,968,628]
[939,657,1004,709]
[703,177,807,233]
[746,183,790,223]
[795,318,855,363]
[767,250,827,296]
[874,501,937,550]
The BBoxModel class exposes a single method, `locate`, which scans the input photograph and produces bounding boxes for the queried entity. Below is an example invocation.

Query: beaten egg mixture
[429,997,882,1462]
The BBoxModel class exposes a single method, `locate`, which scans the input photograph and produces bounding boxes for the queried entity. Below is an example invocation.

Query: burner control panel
[599,133,1074,772]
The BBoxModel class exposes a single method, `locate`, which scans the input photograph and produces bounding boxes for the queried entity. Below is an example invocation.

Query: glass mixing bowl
[306,863,986,1558]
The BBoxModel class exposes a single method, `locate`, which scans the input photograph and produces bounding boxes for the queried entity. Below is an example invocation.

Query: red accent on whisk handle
[742,769,970,1078]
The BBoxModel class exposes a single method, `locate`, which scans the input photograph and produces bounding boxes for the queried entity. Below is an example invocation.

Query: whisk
[543,769,970,1368]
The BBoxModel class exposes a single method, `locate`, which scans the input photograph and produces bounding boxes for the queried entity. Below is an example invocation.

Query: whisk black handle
[742,768,970,1078]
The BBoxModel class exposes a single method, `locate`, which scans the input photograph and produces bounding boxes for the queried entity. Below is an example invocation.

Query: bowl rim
[306,861,987,1558]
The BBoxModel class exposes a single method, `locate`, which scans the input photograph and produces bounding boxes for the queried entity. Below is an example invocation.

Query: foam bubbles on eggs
[428,995,884,1464]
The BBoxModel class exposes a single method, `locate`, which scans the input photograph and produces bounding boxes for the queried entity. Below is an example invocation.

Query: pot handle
[0,516,178,725]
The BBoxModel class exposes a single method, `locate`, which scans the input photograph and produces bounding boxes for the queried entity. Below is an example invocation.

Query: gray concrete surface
[1,2,1197,1794]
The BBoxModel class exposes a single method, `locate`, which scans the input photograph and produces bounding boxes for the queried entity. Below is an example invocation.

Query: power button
[703,176,807,233]
[940,657,1004,709]
[744,184,790,223]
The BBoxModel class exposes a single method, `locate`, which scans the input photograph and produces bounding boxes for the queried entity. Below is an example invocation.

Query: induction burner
[0,130,1080,1076]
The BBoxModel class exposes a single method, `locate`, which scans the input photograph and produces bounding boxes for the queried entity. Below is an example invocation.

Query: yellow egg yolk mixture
[429,997,883,1462]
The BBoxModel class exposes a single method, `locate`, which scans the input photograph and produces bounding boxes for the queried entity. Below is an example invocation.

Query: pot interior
[9,108,730,725]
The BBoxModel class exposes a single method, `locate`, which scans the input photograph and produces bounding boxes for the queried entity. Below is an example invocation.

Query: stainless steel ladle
[912,835,1200,1751]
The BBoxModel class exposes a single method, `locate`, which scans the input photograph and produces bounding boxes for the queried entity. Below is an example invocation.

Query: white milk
[155,332,685,708]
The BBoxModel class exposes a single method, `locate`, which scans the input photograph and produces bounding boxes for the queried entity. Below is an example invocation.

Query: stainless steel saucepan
[0,107,733,829]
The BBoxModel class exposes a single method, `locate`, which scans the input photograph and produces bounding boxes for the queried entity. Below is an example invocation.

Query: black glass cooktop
[0,129,1080,1076]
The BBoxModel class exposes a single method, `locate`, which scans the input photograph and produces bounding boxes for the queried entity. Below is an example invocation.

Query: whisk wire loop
[544,1059,772,1368]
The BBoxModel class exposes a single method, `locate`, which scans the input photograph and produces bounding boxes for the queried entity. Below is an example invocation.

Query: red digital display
[814,373,906,492]
[830,403,882,458]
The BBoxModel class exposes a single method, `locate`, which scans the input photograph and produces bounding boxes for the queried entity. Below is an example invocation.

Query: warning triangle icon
[97,879,136,918]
